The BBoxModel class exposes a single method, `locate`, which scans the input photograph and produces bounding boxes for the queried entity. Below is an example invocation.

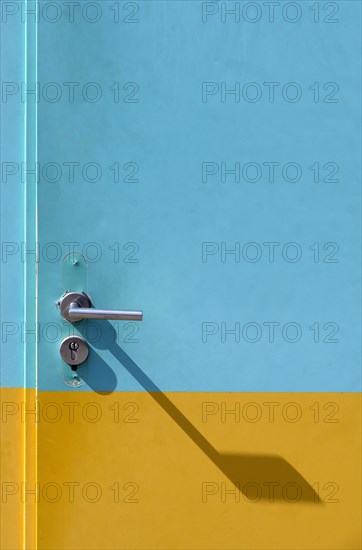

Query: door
[1,1,361,549]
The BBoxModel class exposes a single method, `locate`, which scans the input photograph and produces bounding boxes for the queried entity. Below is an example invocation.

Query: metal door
[1,1,361,549]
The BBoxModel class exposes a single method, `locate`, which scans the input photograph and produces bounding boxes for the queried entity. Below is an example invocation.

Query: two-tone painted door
[1,1,361,549]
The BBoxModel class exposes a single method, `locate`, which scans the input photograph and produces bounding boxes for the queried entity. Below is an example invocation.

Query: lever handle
[58,291,143,323]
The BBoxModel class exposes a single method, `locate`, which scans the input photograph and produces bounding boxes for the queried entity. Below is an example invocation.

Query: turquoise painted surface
[2,1,361,391]
[0,8,26,388]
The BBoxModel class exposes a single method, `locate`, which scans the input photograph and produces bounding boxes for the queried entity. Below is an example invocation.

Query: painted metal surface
[1,1,361,549]
[34,1,360,393]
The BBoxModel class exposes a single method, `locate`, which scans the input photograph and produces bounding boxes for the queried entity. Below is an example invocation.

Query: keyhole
[69,340,79,361]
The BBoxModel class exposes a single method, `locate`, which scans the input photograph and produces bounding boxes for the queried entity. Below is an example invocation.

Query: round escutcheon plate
[60,335,89,366]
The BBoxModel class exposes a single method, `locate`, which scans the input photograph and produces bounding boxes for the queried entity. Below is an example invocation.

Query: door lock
[60,336,89,368]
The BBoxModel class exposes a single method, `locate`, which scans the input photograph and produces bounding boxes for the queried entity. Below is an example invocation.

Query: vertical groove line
[24,1,38,548]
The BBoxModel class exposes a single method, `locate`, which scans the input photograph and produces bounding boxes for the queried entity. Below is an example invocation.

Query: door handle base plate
[58,291,92,322]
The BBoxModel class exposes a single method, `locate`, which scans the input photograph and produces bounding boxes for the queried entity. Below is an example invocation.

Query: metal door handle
[58,291,143,322]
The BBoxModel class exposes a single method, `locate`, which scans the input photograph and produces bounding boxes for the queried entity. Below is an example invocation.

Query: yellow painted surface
[1,390,361,549]
[1,388,37,550]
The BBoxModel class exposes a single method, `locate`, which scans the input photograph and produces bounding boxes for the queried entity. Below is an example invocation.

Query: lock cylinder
[60,336,89,367]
